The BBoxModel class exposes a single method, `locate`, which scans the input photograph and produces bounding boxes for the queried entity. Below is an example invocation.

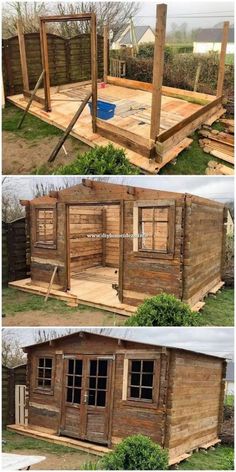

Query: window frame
[122,353,160,408]
[133,200,176,259]
[34,355,55,395]
[33,204,57,249]
[65,358,83,407]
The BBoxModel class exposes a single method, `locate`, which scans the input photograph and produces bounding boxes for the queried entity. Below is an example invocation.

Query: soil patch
[9,448,98,470]
[2,308,125,327]
[2,131,89,174]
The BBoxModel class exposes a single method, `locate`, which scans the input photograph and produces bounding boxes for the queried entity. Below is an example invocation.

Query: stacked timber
[199,123,234,173]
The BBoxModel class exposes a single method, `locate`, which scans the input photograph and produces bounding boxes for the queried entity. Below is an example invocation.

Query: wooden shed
[7,331,226,465]
[10,179,227,314]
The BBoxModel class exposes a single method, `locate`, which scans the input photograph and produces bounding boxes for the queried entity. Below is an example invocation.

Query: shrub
[125,293,198,327]
[100,434,168,470]
[55,144,140,175]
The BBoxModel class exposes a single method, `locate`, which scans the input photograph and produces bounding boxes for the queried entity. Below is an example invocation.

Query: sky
[3,327,234,359]
[2,175,234,203]
[135,1,234,30]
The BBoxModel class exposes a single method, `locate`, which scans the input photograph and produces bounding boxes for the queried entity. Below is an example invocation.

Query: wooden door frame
[60,353,115,445]
[66,201,124,302]
[38,13,97,132]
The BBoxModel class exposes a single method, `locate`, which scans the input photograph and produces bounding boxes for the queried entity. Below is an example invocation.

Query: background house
[226,362,234,395]
[193,27,234,54]
[226,208,234,235]
[111,25,154,50]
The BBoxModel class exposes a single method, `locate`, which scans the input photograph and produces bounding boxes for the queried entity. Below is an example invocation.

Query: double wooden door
[60,355,113,444]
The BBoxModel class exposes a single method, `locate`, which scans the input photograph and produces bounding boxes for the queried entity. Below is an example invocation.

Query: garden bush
[54,144,140,175]
[100,434,168,470]
[125,293,198,326]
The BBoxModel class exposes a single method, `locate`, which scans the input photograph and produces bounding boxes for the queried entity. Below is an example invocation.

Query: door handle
[83,392,88,404]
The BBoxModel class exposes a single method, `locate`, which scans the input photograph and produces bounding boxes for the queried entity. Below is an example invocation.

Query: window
[133,201,175,257]
[37,357,53,390]
[35,207,56,248]
[139,207,168,252]
[66,359,83,405]
[88,359,108,407]
[128,360,154,402]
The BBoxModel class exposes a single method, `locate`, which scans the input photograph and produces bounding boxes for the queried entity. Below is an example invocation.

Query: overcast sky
[2,175,234,203]
[3,327,234,359]
[135,1,234,29]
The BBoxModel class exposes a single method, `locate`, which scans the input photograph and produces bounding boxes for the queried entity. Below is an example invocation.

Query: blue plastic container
[88,100,116,120]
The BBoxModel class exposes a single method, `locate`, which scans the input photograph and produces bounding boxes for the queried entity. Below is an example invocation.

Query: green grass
[160,127,233,175]
[225,394,234,407]
[2,287,102,316]
[2,430,78,455]
[226,54,234,65]
[177,445,234,470]
[2,102,62,141]
[197,288,234,326]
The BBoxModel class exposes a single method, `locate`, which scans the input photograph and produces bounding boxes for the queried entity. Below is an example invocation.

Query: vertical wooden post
[91,13,97,132]
[216,21,229,97]
[150,4,167,141]
[101,208,106,266]
[103,24,109,83]
[40,19,51,111]
[17,20,29,93]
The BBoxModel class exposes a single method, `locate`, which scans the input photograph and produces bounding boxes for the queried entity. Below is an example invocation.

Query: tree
[2,330,26,367]
[2,2,48,37]
[33,328,74,344]
[2,177,25,223]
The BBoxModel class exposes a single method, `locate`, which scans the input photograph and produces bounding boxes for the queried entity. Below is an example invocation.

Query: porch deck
[6,79,212,173]
[9,267,136,316]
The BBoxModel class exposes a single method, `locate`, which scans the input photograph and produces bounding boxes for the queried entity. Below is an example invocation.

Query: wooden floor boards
[7,82,202,173]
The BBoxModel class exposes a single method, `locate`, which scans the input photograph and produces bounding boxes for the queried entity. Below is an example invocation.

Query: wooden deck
[9,267,136,316]
[7,81,199,173]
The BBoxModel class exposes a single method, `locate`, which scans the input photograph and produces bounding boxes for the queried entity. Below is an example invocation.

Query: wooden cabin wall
[26,334,168,445]
[30,201,67,290]
[122,199,185,306]
[166,350,225,461]
[69,204,120,275]
[69,206,103,274]
[182,197,225,306]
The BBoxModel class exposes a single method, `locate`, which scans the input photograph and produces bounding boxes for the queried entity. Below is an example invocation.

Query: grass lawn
[160,125,233,175]
[177,445,234,470]
[2,430,98,470]
[197,288,234,326]
[2,287,125,327]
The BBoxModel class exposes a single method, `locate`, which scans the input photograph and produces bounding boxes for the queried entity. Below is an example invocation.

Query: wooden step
[208,281,225,295]
[192,301,205,312]
[199,438,221,450]
[169,452,192,466]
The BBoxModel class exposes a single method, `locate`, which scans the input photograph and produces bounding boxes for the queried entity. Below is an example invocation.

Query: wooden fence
[2,32,104,96]
[2,364,27,428]
[2,217,30,286]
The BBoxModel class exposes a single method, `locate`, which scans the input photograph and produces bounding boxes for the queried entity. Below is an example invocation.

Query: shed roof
[195,27,234,43]
[23,329,227,360]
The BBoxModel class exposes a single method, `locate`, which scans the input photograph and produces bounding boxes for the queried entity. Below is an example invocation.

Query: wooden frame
[34,206,57,249]
[133,200,175,258]
[33,354,55,395]
[39,13,97,131]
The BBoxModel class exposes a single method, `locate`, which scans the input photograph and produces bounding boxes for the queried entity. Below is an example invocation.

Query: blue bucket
[88,100,116,120]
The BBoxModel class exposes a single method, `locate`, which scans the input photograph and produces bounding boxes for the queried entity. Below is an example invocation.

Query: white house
[225,362,234,396]
[193,27,234,54]
[111,25,155,50]
[227,208,234,235]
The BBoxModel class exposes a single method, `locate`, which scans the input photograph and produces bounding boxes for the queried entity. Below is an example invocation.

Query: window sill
[122,399,158,409]
[34,242,57,250]
[33,388,54,396]
[133,251,174,260]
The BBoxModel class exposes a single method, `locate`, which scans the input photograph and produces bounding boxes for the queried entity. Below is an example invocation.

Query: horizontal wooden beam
[96,118,154,158]
[19,199,30,206]
[157,96,223,143]
[23,90,45,106]
[107,76,215,104]
[39,14,92,23]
